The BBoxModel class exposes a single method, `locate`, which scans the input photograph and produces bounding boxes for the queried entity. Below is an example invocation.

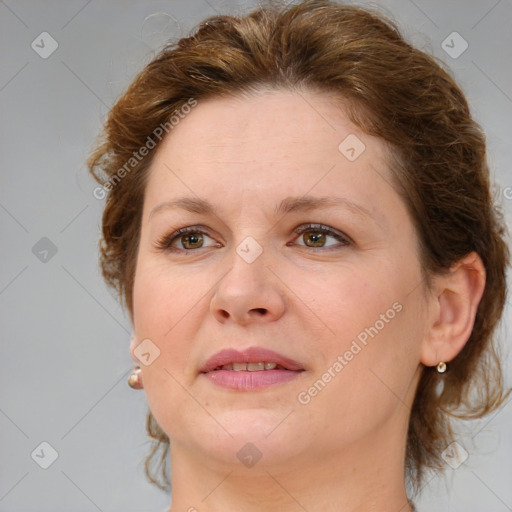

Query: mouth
[200,347,304,373]
[199,347,305,391]
[211,362,289,371]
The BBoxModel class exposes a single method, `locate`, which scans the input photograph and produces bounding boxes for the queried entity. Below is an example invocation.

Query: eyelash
[155,223,351,253]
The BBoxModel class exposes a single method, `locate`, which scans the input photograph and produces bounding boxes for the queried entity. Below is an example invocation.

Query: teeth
[220,362,280,371]
[247,362,265,372]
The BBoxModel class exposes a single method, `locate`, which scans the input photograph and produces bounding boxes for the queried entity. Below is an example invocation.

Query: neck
[168,424,413,512]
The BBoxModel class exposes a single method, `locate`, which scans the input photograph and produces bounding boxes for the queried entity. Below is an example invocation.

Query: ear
[420,252,486,367]
[130,334,139,363]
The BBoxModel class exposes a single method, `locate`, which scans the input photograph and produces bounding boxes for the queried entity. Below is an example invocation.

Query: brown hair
[88,0,510,494]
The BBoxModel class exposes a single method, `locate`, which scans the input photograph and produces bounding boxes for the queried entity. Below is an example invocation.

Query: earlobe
[421,252,486,368]
[128,335,144,389]
[130,334,138,362]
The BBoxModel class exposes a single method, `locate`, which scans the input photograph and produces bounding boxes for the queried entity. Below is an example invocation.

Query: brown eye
[293,224,351,250]
[302,231,326,247]
[156,226,219,252]
[181,232,204,249]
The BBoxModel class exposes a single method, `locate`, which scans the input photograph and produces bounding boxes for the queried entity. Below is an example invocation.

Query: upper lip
[199,347,305,373]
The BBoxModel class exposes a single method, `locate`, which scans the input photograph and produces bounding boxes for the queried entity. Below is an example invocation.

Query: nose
[210,245,286,326]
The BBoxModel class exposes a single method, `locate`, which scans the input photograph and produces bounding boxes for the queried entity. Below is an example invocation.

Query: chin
[202,432,304,472]
[171,407,308,469]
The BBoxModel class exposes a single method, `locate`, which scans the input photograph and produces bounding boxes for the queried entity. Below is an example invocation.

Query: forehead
[142,89,400,224]
[161,89,354,160]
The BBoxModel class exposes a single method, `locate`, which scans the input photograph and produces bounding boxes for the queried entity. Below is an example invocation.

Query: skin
[130,89,485,512]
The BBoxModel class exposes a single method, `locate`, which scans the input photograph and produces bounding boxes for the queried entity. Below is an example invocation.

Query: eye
[291,224,351,249]
[156,226,220,252]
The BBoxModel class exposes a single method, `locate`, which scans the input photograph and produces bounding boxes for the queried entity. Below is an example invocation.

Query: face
[132,89,429,472]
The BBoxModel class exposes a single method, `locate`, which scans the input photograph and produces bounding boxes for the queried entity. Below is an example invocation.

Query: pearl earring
[436,361,447,374]
[128,366,143,389]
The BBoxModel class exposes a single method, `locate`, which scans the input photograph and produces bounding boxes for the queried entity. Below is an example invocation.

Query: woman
[88,1,509,510]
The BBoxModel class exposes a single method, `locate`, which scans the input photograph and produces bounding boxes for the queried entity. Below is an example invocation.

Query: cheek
[298,263,423,412]
[132,259,204,389]
[295,262,399,346]
[132,261,208,438]
[133,256,204,337]
[298,320,420,452]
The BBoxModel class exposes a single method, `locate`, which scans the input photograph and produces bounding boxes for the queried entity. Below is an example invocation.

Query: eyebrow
[149,195,374,221]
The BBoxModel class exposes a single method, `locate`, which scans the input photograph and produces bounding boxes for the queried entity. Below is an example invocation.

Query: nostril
[251,308,267,315]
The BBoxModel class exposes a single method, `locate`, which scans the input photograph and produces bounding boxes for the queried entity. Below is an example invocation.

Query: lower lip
[201,369,302,390]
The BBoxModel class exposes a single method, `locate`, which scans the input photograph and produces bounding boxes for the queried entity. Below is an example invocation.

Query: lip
[199,347,305,391]
[199,347,305,373]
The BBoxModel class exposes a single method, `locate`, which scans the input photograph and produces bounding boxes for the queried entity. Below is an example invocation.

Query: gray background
[1,1,511,511]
